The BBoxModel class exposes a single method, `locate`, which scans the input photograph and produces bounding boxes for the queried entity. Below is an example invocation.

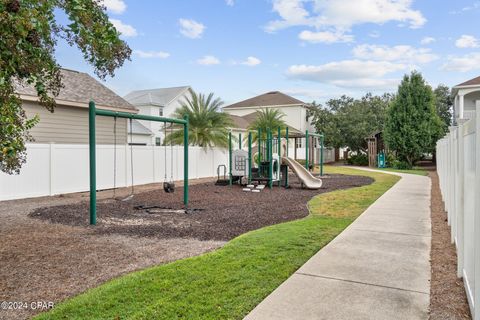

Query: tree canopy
[433,84,453,133]
[384,71,443,166]
[0,0,131,174]
[164,90,234,148]
[309,93,392,152]
[247,108,287,143]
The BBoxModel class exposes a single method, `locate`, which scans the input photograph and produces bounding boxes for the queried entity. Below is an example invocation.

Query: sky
[55,0,480,105]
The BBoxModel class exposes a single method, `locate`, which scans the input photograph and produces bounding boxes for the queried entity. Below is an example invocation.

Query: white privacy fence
[436,102,480,319]
[0,144,229,201]
[0,144,336,201]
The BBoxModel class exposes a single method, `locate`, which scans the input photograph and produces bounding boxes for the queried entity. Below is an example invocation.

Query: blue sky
[56,0,480,105]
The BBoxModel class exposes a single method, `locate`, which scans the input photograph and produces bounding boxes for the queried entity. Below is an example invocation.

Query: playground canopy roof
[15,68,137,113]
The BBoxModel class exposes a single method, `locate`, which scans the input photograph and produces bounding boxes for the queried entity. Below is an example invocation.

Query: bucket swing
[163,122,175,193]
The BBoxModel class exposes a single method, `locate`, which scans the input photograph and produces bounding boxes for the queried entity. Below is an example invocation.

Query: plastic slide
[282,157,323,189]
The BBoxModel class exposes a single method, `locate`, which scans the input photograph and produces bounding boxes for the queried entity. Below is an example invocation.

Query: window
[159,108,164,117]
[296,138,303,148]
[155,137,161,146]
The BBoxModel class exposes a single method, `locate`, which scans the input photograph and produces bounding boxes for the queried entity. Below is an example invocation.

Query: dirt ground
[429,170,471,319]
[1,173,371,320]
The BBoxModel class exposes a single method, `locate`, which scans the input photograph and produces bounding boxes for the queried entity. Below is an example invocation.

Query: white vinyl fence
[0,144,229,201]
[436,102,480,319]
[0,144,335,201]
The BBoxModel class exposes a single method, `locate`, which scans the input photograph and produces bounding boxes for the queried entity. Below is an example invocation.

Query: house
[128,120,154,146]
[124,86,191,145]
[452,76,480,123]
[223,91,317,148]
[16,68,137,144]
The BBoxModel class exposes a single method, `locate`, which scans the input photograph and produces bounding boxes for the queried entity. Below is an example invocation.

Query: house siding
[23,101,128,144]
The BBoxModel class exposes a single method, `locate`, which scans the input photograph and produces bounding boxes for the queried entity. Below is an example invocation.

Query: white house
[124,86,191,145]
[223,91,317,148]
[452,75,480,123]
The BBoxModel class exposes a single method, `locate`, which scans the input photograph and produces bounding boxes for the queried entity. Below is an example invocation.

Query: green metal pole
[229,131,232,185]
[239,133,242,150]
[88,101,96,225]
[268,129,273,189]
[248,132,252,184]
[183,115,189,205]
[285,127,289,188]
[277,127,281,186]
[258,128,261,164]
[305,130,309,170]
[320,135,324,176]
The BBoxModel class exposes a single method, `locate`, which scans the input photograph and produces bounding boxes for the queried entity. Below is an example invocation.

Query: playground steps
[242,184,266,192]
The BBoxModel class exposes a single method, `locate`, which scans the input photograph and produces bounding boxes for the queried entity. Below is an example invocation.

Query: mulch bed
[429,170,471,319]
[30,174,373,241]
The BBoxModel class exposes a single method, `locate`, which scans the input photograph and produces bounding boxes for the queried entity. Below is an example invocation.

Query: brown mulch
[30,174,373,242]
[429,170,471,319]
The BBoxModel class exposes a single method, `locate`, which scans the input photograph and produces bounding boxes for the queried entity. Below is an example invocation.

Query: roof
[15,68,136,112]
[128,120,153,136]
[227,111,303,136]
[455,76,480,87]
[224,91,305,109]
[228,114,250,129]
[124,86,191,107]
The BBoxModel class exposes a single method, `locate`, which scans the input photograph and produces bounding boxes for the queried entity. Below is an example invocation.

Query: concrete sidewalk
[245,169,431,320]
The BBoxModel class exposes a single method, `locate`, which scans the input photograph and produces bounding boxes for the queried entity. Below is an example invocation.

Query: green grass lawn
[36,166,399,320]
[377,167,429,176]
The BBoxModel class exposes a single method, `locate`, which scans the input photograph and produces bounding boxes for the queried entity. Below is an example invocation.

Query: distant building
[124,86,191,145]
[16,68,137,144]
[223,91,316,147]
[452,76,480,124]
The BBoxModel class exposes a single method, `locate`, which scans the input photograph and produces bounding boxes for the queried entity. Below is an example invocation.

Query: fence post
[457,123,465,277]
[474,102,480,319]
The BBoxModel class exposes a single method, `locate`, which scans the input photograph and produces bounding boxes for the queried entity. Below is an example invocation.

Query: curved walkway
[246,168,431,320]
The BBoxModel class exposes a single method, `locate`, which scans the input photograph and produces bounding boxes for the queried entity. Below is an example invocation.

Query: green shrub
[391,159,412,170]
[346,153,368,166]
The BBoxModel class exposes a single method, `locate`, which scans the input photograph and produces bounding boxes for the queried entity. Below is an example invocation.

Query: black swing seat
[163,182,175,193]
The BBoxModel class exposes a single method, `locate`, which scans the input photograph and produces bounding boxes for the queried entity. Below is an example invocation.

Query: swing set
[88,101,189,225]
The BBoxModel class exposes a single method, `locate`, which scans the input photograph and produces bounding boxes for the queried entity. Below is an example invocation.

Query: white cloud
[179,19,205,39]
[110,19,137,37]
[241,56,261,66]
[420,36,435,44]
[266,0,426,34]
[101,0,126,14]
[450,2,480,14]
[299,30,354,43]
[286,60,405,89]
[442,52,480,72]
[226,0,234,6]
[134,50,170,59]
[352,44,438,64]
[197,55,220,65]
[455,35,479,48]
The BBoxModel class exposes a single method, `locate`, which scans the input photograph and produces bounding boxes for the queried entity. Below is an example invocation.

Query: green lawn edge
[35,166,400,320]
[377,167,429,176]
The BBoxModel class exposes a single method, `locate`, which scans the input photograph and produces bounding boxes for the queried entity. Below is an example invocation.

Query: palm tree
[164,89,234,148]
[248,108,287,143]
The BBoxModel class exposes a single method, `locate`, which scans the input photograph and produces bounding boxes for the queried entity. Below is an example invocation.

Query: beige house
[224,91,316,148]
[16,68,137,144]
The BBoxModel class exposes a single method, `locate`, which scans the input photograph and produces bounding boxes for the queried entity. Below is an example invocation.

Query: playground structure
[88,101,189,225]
[220,127,325,190]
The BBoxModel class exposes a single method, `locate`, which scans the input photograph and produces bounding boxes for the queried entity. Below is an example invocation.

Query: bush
[346,153,368,166]
[391,160,412,170]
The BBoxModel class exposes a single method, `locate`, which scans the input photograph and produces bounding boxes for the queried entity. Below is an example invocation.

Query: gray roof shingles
[224,91,305,109]
[15,68,136,111]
